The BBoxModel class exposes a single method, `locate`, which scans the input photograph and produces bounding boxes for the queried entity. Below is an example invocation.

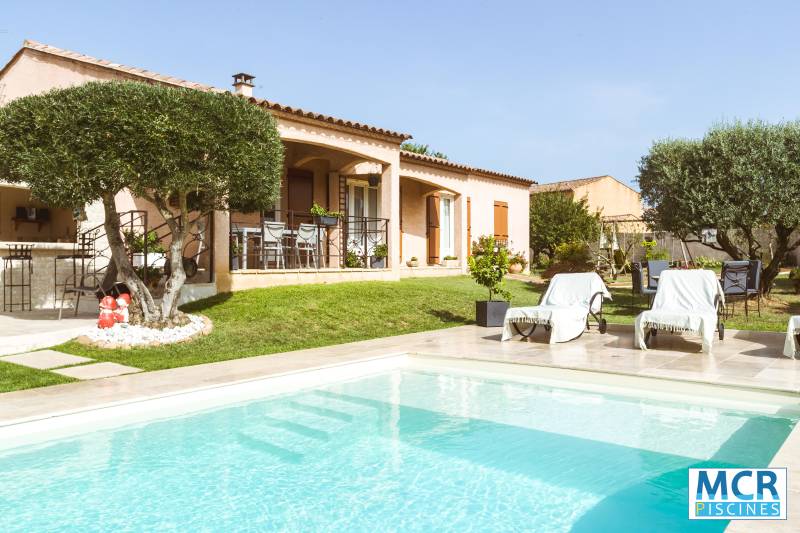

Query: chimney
[232,73,255,97]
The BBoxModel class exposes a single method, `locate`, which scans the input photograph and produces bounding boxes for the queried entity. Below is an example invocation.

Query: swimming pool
[0,358,796,532]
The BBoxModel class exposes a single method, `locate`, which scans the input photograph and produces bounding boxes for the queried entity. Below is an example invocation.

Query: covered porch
[228,140,392,274]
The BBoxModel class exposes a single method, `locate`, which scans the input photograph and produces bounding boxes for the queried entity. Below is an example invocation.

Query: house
[0,40,532,310]
[529,175,642,220]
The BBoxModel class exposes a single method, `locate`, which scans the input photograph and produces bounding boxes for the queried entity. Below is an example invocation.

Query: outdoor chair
[720,260,750,317]
[294,223,319,269]
[261,221,286,269]
[646,260,669,290]
[747,259,762,317]
[502,272,611,343]
[635,269,724,354]
[631,262,657,308]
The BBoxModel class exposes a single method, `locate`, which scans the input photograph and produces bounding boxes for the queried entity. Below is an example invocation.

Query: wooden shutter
[426,193,440,265]
[493,200,508,245]
[466,197,472,256]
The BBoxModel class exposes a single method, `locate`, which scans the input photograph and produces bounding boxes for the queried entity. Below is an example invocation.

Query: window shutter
[493,201,508,244]
[426,193,440,265]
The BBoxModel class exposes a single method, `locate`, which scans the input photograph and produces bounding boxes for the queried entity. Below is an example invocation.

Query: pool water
[0,369,795,532]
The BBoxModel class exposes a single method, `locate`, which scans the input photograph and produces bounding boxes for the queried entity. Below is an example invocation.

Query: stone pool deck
[1,323,798,530]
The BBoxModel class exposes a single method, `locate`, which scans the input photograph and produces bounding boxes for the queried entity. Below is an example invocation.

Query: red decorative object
[114,295,130,324]
[98,295,118,329]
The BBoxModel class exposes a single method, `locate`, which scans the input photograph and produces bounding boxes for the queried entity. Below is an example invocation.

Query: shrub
[642,239,669,260]
[542,241,593,279]
[694,256,722,269]
[373,244,388,259]
[467,235,510,301]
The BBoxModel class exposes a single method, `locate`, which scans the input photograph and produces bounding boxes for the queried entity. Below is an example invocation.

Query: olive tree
[637,120,800,293]
[0,81,284,323]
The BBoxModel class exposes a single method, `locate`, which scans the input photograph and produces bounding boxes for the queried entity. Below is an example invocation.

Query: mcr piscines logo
[689,468,787,520]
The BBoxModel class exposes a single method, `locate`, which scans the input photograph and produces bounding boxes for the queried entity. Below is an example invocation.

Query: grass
[2,274,796,394]
[56,277,543,371]
[0,361,74,393]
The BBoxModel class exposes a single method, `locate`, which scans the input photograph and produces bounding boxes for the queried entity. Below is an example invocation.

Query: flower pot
[406,259,419,267]
[508,263,523,274]
[475,300,510,327]
[371,257,387,269]
[443,259,459,268]
[314,215,339,227]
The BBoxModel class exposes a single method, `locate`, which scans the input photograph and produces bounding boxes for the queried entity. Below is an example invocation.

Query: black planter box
[314,215,339,226]
[370,257,387,269]
[475,300,510,327]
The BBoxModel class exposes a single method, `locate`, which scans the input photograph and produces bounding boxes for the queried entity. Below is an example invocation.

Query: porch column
[328,171,340,267]
[213,209,231,292]
[454,194,468,273]
[381,157,401,276]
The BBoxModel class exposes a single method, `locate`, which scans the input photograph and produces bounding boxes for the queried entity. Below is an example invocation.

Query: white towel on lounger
[635,269,724,354]
[783,316,800,359]
[501,272,610,343]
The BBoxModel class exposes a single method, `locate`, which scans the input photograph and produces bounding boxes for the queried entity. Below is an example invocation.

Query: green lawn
[0,361,74,394]
[2,275,797,394]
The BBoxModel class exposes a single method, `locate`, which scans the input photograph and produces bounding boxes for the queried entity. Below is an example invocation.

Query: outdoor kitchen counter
[0,241,90,311]
[0,241,77,252]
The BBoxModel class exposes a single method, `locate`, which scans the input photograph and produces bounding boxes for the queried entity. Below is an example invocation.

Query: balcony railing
[229,210,389,271]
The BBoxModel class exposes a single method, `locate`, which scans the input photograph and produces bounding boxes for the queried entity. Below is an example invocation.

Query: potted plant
[371,243,388,268]
[406,256,419,267]
[310,202,342,226]
[230,240,243,270]
[508,250,528,274]
[124,229,166,267]
[442,255,458,267]
[468,235,511,327]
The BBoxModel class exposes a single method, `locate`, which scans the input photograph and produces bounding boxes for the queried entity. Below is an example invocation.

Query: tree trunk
[155,191,194,321]
[101,194,159,323]
[161,231,187,320]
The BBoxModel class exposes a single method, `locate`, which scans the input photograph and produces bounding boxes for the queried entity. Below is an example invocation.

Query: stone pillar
[381,155,401,277]
[213,209,232,292]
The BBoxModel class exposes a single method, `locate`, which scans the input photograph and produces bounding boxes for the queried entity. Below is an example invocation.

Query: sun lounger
[783,316,800,359]
[501,272,611,343]
[635,269,724,354]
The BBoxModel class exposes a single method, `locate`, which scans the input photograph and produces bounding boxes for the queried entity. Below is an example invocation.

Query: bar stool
[2,244,34,312]
[54,234,94,310]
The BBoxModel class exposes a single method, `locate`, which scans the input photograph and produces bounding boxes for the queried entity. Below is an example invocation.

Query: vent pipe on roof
[232,73,255,97]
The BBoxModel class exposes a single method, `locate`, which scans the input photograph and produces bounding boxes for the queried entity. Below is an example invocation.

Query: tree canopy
[0,81,284,321]
[529,192,600,260]
[400,142,448,160]
[637,119,800,292]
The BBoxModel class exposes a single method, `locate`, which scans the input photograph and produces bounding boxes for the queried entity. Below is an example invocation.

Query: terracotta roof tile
[400,150,534,186]
[529,175,611,193]
[17,40,412,141]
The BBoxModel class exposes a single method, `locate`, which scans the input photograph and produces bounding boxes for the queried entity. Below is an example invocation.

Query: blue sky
[1,1,798,188]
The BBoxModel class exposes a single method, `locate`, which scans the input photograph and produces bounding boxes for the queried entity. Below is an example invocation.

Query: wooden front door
[287,168,314,216]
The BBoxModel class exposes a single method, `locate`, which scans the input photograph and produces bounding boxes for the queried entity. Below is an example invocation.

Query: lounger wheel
[598,318,608,334]
[718,322,725,340]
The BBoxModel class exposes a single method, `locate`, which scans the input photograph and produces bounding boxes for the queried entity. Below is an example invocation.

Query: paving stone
[0,350,93,370]
[52,362,142,380]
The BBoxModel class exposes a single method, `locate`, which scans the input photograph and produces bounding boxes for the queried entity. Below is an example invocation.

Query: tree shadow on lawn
[427,309,471,324]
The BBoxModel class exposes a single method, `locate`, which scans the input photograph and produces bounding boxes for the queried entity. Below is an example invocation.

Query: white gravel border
[77,314,212,349]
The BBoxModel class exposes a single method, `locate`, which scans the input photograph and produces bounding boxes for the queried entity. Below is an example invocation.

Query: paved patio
[0,311,95,356]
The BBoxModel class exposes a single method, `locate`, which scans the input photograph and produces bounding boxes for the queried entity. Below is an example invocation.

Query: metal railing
[229,210,389,271]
